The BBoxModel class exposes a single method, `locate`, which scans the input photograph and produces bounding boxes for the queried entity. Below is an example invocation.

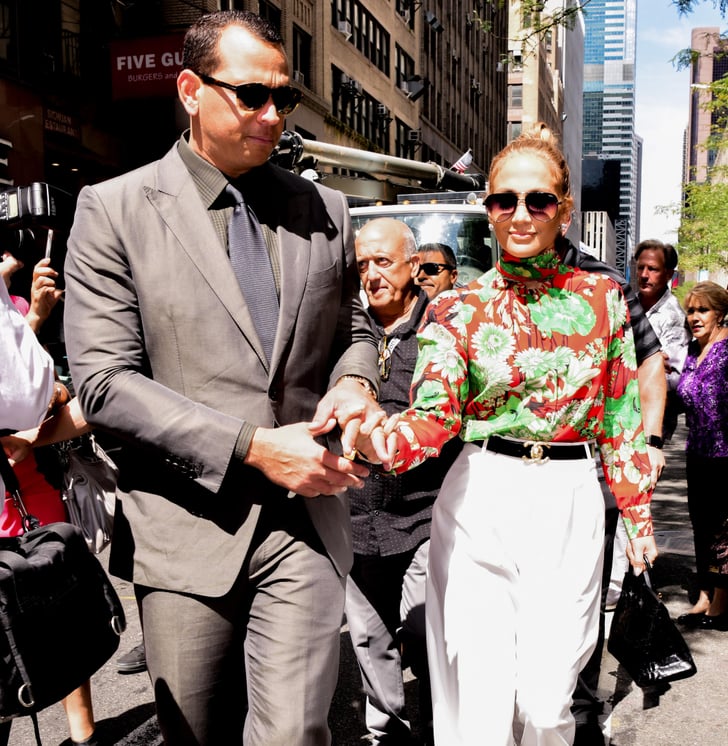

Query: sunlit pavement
[7,421,728,745]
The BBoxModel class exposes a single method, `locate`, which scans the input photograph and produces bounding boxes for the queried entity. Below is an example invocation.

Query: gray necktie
[225,183,279,363]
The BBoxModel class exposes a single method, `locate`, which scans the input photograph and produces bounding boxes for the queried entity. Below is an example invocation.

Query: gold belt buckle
[522,441,550,464]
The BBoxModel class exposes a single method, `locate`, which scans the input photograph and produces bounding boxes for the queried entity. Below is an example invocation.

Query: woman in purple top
[676,281,728,630]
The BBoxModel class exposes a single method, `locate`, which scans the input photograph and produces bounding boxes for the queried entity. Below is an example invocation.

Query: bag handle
[0,446,41,532]
[641,555,654,590]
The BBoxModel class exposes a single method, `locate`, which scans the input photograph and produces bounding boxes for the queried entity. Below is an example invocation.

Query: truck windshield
[350,209,496,285]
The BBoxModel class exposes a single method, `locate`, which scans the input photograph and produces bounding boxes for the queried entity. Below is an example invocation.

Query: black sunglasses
[419,262,455,276]
[484,191,562,223]
[196,72,302,115]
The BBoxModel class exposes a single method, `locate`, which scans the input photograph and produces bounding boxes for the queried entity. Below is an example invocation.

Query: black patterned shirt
[350,291,463,556]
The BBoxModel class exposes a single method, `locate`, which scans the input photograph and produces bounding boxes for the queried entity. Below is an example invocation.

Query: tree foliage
[673,0,728,17]
[677,176,728,273]
[473,1,591,59]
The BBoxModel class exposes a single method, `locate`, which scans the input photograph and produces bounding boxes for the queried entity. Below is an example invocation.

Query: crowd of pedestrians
[2,7,726,746]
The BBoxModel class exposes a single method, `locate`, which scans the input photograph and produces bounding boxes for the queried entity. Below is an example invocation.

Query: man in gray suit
[64,10,383,745]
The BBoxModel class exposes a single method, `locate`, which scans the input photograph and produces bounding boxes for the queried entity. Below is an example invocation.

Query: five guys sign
[110,35,185,100]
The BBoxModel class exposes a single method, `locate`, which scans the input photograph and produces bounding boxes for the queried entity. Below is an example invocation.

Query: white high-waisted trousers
[426,442,605,746]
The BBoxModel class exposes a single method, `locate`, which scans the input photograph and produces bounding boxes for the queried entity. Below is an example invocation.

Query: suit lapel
[149,150,270,369]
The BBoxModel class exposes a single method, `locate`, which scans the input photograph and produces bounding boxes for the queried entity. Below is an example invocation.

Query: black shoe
[116,642,147,674]
[573,717,605,745]
[698,613,728,631]
[676,612,706,627]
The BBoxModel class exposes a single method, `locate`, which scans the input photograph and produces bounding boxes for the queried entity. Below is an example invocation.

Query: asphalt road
[6,421,728,745]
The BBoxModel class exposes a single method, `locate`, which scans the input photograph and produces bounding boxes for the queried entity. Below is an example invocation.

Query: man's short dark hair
[183,10,283,75]
[418,242,457,268]
[634,239,679,273]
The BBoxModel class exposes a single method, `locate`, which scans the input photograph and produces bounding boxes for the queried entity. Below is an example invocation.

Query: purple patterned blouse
[677,337,728,457]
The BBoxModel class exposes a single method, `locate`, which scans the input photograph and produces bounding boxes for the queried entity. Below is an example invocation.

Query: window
[292,25,311,87]
[395,45,414,90]
[332,0,390,74]
[331,67,388,150]
[258,1,281,33]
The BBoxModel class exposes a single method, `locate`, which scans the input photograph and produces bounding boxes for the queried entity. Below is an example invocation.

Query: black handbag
[608,560,697,688]
[60,433,118,554]
[0,449,126,740]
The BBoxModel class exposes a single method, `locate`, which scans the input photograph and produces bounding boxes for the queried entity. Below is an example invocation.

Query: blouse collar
[497,249,561,283]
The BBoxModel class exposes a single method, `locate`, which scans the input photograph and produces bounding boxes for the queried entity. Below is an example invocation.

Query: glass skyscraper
[582,0,638,274]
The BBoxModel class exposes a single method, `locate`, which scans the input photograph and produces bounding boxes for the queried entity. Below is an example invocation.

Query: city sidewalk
[6,421,727,745]
[600,421,728,745]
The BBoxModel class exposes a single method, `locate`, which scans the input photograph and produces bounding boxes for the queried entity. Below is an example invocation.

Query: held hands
[309,377,393,466]
[350,413,400,471]
[246,421,371,497]
[248,379,401,497]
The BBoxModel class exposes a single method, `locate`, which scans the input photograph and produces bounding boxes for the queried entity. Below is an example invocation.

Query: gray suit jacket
[63,144,377,596]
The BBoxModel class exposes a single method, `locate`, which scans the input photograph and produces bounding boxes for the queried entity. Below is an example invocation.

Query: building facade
[683,25,728,286]
[506,1,585,245]
[684,26,727,184]
[582,0,639,275]
[0,0,508,204]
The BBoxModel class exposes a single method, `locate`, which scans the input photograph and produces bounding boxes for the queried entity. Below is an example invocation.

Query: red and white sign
[110,35,184,100]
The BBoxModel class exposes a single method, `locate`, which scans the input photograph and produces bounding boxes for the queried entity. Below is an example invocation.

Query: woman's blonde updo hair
[488,123,572,199]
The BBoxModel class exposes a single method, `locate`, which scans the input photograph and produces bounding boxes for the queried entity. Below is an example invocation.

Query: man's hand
[626,534,659,575]
[26,258,63,333]
[309,377,390,463]
[245,421,371,497]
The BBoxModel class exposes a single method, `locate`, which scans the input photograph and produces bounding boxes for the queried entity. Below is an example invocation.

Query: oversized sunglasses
[419,262,455,276]
[484,191,562,223]
[196,72,302,115]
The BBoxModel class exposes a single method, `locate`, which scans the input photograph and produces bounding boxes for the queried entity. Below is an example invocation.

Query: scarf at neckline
[496,248,562,284]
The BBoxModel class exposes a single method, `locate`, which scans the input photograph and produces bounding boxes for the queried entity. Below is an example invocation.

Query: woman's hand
[1,434,34,466]
[351,413,401,470]
[626,534,659,574]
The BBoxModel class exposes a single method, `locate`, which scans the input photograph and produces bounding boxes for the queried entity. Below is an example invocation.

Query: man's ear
[409,254,421,279]
[177,69,201,115]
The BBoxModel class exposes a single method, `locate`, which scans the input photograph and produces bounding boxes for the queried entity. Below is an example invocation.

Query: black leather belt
[479,435,595,463]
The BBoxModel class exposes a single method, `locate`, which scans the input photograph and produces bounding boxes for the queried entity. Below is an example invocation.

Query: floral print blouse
[391,251,654,539]
[677,337,728,458]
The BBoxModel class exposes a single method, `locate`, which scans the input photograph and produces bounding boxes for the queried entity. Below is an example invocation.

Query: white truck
[271,131,498,283]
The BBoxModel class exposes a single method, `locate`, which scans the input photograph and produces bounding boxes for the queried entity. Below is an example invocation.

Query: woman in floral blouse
[369,126,658,745]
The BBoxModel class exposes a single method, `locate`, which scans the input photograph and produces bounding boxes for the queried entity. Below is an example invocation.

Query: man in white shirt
[635,239,691,442]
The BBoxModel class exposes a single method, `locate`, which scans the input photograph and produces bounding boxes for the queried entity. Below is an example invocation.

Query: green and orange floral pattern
[392,251,654,539]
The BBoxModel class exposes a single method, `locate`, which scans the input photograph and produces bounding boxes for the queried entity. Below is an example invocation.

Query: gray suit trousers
[138,497,345,745]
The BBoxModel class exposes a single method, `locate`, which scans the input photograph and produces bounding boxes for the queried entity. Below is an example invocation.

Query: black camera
[0,183,73,264]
